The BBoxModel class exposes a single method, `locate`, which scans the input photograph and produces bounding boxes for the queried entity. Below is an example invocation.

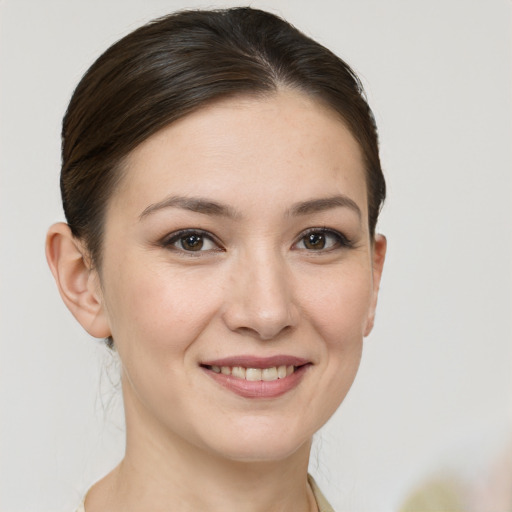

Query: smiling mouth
[203,364,296,381]
[200,356,311,398]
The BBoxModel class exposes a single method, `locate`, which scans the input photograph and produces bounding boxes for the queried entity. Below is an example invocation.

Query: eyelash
[160,227,354,255]
[161,229,223,255]
[293,228,354,252]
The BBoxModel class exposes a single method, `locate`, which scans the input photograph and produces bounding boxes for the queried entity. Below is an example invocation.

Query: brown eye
[180,234,204,251]
[294,229,353,252]
[163,230,219,253]
[303,232,326,250]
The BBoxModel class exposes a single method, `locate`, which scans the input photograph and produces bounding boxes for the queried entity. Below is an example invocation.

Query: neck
[85,382,317,512]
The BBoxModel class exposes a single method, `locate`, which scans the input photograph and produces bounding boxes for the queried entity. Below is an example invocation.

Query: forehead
[110,90,368,220]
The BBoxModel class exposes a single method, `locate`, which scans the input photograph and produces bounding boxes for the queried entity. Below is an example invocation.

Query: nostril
[233,323,294,341]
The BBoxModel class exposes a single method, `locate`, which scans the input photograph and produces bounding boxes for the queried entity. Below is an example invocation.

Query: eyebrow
[288,195,362,220]
[139,194,361,221]
[139,195,240,220]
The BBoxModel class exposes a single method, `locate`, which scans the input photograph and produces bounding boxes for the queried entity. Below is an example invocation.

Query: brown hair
[61,7,385,268]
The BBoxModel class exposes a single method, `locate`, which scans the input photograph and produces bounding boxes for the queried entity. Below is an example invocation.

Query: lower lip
[202,365,310,399]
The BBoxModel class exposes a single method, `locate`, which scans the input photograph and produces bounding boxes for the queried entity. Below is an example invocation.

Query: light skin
[47,90,386,512]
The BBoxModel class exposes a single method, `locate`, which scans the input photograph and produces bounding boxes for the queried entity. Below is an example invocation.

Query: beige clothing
[75,474,335,512]
[308,474,336,512]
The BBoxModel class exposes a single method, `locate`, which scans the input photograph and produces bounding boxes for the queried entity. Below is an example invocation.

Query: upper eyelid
[162,229,222,247]
[298,227,337,235]
[296,227,349,240]
[159,227,351,249]
[293,227,353,248]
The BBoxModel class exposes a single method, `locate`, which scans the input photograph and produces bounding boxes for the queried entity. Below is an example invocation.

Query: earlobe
[45,222,111,339]
[364,234,387,337]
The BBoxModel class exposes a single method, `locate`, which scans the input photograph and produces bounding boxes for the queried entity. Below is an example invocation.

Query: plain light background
[1,1,511,511]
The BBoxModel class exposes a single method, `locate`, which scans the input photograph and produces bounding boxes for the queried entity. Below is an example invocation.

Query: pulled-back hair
[61,7,385,268]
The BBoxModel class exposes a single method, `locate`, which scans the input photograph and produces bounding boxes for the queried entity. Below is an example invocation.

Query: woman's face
[98,90,385,461]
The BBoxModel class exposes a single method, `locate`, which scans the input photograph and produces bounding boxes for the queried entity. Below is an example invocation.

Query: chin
[213,439,311,464]
[197,418,315,464]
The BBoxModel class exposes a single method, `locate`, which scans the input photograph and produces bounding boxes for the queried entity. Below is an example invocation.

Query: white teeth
[246,368,262,381]
[262,367,278,381]
[210,364,297,381]
[232,366,246,379]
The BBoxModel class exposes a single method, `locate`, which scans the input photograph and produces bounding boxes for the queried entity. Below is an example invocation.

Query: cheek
[302,266,374,346]
[102,261,221,358]
[290,273,371,430]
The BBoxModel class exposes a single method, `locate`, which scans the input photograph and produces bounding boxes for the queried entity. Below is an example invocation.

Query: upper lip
[201,355,310,369]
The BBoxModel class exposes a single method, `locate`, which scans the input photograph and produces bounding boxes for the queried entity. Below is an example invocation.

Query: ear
[45,222,111,339]
[364,234,387,337]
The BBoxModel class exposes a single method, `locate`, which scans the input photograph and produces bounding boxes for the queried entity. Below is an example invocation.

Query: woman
[46,7,386,511]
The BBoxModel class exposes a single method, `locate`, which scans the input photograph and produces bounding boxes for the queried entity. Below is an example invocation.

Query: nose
[221,249,299,341]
